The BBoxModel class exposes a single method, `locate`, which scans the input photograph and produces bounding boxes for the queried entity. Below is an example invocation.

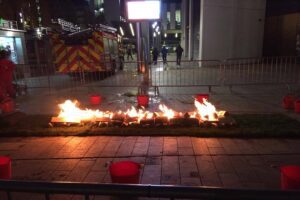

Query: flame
[54,98,226,124]
[193,99,225,121]
[158,104,175,120]
[57,100,113,123]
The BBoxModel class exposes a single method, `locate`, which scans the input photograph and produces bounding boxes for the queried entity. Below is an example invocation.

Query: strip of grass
[0,113,300,138]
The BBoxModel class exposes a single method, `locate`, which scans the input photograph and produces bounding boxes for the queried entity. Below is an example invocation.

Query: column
[181,0,188,57]
[199,0,203,60]
[188,0,194,60]
[170,3,176,30]
[161,3,167,32]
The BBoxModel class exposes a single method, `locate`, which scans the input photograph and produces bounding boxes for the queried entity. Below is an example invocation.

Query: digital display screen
[127,1,161,20]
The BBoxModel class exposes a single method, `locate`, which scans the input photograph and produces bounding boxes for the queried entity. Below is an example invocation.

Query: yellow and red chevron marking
[51,31,108,73]
[89,31,104,54]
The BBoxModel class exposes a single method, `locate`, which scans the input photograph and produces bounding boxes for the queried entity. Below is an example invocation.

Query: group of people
[0,49,15,102]
[152,44,184,66]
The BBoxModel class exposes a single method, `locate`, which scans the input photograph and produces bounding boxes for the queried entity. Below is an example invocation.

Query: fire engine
[49,24,119,77]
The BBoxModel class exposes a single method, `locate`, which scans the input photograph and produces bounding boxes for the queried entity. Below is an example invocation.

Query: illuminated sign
[126,0,161,21]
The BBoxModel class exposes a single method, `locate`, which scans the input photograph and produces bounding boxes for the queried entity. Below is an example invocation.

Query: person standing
[127,44,133,60]
[161,46,168,64]
[152,47,159,65]
[119,45,125,70]
[175,44,184,65]
[0,50,16,101]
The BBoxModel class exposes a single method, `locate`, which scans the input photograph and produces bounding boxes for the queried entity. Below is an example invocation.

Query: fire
[52,98,226,125]
[193,99,225,121]
[57,100,113,123]
[158,104,175,120]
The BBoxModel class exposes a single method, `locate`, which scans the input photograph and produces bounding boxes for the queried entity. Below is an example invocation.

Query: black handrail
[0,180,299,200]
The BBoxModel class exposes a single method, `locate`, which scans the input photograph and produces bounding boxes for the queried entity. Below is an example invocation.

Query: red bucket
[282,95,295,109]
[196,94,209,103]
[90,95,102,105]
[0,156,11,179]
[0,99,15,113]
[295,100,300,113]
[109,161,140,184]
[137,95,149,107]
[281,166,300,190]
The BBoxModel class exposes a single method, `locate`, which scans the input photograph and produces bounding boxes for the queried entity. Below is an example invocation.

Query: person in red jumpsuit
[0,49,16,101]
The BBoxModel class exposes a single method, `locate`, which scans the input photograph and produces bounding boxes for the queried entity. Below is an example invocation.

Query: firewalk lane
[1,136,300,190]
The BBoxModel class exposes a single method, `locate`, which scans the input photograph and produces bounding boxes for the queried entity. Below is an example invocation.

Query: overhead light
[99,8,104,12]
[152,21,157,29]
[155,26,159,32]
[157,31,160,35]
[153,32,156,37]
[119,27,124,36]
[164,33,167,38]
[175,33,178,38]
[129,23,135,36]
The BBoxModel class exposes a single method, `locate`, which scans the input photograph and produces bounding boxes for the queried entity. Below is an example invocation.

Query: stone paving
[1,136,300,199]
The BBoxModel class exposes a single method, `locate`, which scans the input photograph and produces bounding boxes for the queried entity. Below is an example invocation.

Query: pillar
[188,0,194,60]
[170,3,176,30]
[181,0,188,57]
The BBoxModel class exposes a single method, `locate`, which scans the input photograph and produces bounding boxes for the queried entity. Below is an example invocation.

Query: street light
[153,32,156,37]
[164,33,167,38]
[175,33,178,38]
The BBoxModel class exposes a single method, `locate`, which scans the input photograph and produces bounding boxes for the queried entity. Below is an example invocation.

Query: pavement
[1,136,300,200]
[1,56,300,199]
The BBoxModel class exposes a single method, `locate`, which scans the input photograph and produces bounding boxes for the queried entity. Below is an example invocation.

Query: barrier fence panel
[223,56,299,86]
[14,61,145,92]
[150,60,222,87]
[14,56,299,95]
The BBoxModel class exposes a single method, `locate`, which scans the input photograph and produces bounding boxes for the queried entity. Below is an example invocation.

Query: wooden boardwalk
[1,136,300,199]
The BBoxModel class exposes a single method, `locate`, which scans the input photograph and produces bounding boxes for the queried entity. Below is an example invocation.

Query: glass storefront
[0,36,20,63]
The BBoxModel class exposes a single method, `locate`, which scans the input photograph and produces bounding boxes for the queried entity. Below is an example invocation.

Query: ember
[50,99,228,127]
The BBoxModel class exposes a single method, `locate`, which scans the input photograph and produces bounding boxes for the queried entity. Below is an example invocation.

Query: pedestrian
[175,44,184,65]
[127,45,133,60]
[119,45,125,70]
[152,47,159,65]
[0,50,16,101]
[161,46,168,64]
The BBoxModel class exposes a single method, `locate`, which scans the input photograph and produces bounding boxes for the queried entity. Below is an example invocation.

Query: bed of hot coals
[50,99,236,128]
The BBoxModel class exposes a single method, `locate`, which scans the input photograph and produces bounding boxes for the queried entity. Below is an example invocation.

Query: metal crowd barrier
[222,56,298,86]
[0,180,299,200]
[14,56,299,94]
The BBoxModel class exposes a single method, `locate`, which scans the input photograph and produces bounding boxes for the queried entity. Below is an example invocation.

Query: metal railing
[13,56,299,94]
[0,19,18,30]
[0,180,300,200]
[222,56,298,86]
